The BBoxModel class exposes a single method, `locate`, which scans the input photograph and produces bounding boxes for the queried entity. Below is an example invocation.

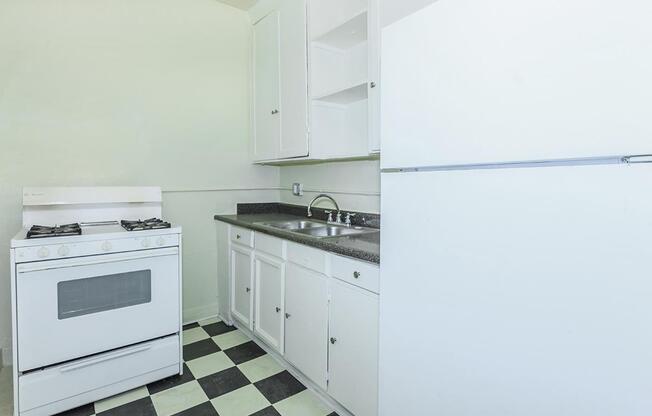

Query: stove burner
[121,218,171,231]
[27,223,82,239]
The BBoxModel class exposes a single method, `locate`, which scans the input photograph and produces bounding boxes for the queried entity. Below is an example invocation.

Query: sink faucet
[307,194,340,221]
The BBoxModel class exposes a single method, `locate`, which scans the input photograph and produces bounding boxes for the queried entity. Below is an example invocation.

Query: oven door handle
[59,344,153,373]
[17,247,179,273]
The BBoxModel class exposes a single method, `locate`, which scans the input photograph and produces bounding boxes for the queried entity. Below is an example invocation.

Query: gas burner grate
[121,218,171,231]
[27,223,82,239]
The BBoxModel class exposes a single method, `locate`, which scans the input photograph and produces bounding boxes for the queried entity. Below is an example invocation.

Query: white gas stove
[9,187,183,416]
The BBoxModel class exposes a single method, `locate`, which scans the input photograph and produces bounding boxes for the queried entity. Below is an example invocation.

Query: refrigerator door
[381,0,652,169]
[379,163,652,416]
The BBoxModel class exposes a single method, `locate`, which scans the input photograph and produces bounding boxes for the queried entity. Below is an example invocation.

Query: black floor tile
[202,321,237,337]
[254,371,306,404]
[97,397,157,416]
[223,340,266,365]
[55,403,94,416]
[172,401,218,416]
[147,364,195,395]
[183,322,200,330]
[327,413,339,416]
[250,406,282,416]
[184,339,221,362]
[198,366,250,399]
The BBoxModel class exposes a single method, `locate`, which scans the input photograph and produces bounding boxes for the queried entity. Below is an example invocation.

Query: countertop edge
[214,214,380,265]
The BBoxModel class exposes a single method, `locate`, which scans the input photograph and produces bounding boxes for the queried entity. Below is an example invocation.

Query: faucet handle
[345,212,356,226]
[324,210,334,223]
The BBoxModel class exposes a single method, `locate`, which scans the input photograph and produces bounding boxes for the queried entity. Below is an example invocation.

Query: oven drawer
[16,248,180,371]
[19,335,180,415]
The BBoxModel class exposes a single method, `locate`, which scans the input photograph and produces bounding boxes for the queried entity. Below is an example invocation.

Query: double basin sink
[255,219,378,239]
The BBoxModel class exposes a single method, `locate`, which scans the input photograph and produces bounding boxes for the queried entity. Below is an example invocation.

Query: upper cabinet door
[367,0,381,154]
[381,0,652,169]
[277,0,310,159]
[253,11,281,162]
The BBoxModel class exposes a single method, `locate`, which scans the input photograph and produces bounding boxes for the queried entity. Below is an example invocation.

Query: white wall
[0,0,280,366]
[279,160,380,213]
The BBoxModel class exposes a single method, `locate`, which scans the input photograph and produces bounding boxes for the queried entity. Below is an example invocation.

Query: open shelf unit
[308,0,372,159]
[313,10,368,51]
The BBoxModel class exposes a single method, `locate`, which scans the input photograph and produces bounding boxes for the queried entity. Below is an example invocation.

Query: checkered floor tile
[55,317,339,416]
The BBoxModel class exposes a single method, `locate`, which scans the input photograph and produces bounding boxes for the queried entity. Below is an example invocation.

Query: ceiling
[216,0,258,10]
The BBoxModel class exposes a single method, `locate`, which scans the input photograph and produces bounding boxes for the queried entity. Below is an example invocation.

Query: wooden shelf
[313,10,367,51]
[313,82,368,105]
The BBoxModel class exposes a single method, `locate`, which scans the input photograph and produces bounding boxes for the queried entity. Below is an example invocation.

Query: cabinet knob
[353,271,361,279]
[271,109,279,115]
[276,307,281,313]
[285,313,291,319]
[245,287,251,293]
[330,337,337,345]
[236,234,241,239]
[370,81,377,88]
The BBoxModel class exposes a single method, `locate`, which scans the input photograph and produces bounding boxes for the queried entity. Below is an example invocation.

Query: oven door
[16,247,180,372]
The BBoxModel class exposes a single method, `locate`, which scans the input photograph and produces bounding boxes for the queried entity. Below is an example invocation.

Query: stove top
[26,223,82,239]
[121,218,172,231]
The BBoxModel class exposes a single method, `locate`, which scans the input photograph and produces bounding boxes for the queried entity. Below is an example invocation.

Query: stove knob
[156,237,165,246]
[37,247,50,258]
[101,241,112,252]
[141,238,151,248]
[58,245,70,256]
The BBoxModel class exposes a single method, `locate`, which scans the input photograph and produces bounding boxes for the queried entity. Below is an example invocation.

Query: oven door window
[57,270,152,319]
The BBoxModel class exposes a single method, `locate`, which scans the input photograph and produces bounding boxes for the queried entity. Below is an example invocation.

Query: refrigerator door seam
[381,156,628,173]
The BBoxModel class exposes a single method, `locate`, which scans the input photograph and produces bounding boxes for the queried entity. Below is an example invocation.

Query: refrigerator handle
[622,155,652,164]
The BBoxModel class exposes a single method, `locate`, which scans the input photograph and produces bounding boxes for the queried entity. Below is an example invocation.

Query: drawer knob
[245,287,251,293]
[330,337,337,345]
[353,271,361,279]
[285,313,291,319]
[236,234,241,239]
[275,307,281,313]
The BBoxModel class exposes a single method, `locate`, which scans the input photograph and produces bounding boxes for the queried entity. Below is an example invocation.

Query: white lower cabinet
[230,243,254,330]
[328,278,379,416]
[254,252,285,354]
[221,222,378,415]
[284,262,329,389]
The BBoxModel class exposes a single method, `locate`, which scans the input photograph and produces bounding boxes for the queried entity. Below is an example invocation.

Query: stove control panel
[14,233,180,263]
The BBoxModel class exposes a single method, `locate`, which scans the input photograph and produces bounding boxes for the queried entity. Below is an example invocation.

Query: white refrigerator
[379,1,652,415]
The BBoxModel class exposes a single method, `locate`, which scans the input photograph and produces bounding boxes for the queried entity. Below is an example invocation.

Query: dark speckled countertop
[214,203,380,264]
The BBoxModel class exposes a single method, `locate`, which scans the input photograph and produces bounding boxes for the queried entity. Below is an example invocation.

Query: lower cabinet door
[254,252,285,353]
[328,279,379,416]
[230,244,254,330]
[284,263,329,389]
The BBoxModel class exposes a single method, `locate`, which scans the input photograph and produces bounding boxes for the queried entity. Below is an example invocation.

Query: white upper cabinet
[251,1,310,162]
[253,11,281,161]
[250,0,380,163]
[381,0,652,169]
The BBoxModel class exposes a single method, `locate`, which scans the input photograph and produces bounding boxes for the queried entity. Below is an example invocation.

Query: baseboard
[183,302,219,325]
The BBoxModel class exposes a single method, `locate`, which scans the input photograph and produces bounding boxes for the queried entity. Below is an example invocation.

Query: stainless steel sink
[292,225,375,238]
[255,220,378,239]
[256,220,324,230]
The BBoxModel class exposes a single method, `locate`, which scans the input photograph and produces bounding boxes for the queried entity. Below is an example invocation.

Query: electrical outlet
[292,183,303,196]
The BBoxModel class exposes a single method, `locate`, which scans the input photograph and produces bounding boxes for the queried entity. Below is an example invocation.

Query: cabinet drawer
[230,226,254,247]
[255,233,286,259]
[330,255,380,294]
[287,242,327,274]
[20,335,179,413]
